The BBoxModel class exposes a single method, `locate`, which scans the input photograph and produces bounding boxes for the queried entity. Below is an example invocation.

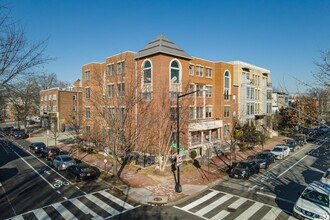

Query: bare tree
[0,6,50,87]
[38,72,70,90]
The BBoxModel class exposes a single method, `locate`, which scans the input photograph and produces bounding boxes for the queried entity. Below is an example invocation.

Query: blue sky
[5,0,330,93]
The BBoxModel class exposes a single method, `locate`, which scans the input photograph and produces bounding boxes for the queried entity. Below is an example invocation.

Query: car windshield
[80,167,93,172]
[272,147,283,152]
[256,154,267,159]
[61,156,72,162]
[237,162,250,169]
[302,189,329,207]
[50,149,59,153]
[36,143,46,147]
[286,141,295,146]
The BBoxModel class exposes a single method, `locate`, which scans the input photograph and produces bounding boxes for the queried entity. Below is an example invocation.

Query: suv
[29,142,46,154]
[229,160,260,179]
[41,147,61,160]
[293,181,330,220]
[50,155,76,171]
[285,140,299,152]
[271,146,290,159]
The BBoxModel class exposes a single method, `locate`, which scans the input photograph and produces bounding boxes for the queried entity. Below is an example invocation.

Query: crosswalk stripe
[101,190,134,210]
[261,207,282,220]
[210,198,247,220]
[85,194,120,216]
[195,194,233,216]
[181,191,219,211]
[235,202,264,220]
[52,203,78,220]
[33,208,49,220]
[70,198,99,218]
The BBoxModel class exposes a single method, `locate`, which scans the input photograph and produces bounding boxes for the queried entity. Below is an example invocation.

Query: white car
[271,146,290,160]
[293,181,330,220]
[321,168,330,185]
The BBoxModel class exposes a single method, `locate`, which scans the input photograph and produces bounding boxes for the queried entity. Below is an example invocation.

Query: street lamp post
[175,89,204,193]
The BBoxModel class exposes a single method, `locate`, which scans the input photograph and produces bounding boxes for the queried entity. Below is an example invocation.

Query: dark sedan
[252,152,275,169]
[29,142,46,154]
[229,160,260,179]
[12,131,28,139]
[66,164,98,182]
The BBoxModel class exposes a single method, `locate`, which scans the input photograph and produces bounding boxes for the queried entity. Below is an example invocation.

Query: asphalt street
[1,128,329,220]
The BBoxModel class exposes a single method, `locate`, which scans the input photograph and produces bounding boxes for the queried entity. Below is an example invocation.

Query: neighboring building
[230,61,273,135]
[272,92,289,114]
[40,80,82,131]
[80,34,243,158]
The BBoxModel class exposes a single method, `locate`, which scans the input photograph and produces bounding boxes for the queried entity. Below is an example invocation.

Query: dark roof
[135,34,192,60]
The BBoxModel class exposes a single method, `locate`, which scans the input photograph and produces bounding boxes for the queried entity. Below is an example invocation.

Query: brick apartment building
[40,80,82,132]
[80,34,247,158]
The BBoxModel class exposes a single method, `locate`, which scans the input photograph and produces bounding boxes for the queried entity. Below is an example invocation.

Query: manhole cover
[153,197,162,201]
[227,207,236,212]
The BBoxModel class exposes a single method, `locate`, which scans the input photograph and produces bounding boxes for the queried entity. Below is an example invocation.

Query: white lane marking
[210,197,247,220]
[256,191,295,205]
[101,190,135,210]
[178,191,219,211]
[57,190,61,194]
[85,194,120,216]
[261,207,282,220]
[33,209,49,220]
[13,151,55,189]
[45,170,51,175]
[52,203,78,220]
[195,194,233,216]
[63,197,68,200]
[70,198,99,217]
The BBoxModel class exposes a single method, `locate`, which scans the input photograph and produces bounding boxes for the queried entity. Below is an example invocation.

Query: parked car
[9,128,20,136]
[1,126,14,133]
[29,142,46,154]
[294,134,307,146]
[252,151,275,169]
[285,140,299,152]
[50,155,76,171]
[41,147,61,160]
[229,160,260,179]
[12,131,28,139]
[271,146,290,160]
[320,168,330,185]
[293,181,330,220]
[66,163,98,182]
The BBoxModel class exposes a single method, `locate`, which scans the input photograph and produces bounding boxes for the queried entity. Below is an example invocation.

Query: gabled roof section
[135,34,192,60]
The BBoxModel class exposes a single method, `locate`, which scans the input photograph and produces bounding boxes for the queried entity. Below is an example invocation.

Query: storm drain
[147,195,168,206]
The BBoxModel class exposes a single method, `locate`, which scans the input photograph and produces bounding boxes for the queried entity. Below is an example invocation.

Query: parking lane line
[256,191,295,205]
[13,151,55,189]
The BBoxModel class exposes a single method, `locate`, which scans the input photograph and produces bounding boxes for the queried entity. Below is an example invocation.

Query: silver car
[50,155,76,171]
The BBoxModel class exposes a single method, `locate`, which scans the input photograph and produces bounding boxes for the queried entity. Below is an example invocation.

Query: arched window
[143,60,151,83]
[170,60,180,83]
[224,71,230,100]
[142,60,152,100]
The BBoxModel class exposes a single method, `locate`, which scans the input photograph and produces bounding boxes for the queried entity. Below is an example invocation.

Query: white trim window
[85,88,90,99]
[189,64,194,76]
[118,83,125,97]
[224,124,230,136]
[142,60,152,100]
[107,64,114,75]
[196,84,204,97]
[52,94,57,100]
[224,106,230,117]
[206,86,212,98]
[86,125,91,136]
[206,68,212,78]
[169,59,181,99]
[108,84,114,98]
[85,70,90,80]
[196,66,203,77]
[196,107,203,119]
[189,106,195,120]
[117,61,125,75]
[224,70,231,100]
[206,106,212,118]
[73,95,76,100]
[85,107,91,119]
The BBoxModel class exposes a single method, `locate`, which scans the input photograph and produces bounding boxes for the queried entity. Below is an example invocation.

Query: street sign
[179,147,185,152]
[176,154,182,166]
[171,142,177,148]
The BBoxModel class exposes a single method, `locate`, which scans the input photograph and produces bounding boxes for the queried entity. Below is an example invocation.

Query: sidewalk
[27,130,286,206]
